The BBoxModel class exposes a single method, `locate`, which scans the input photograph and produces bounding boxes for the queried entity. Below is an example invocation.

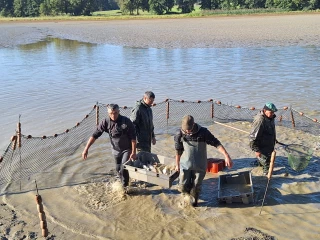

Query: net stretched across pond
[0,99,319,194]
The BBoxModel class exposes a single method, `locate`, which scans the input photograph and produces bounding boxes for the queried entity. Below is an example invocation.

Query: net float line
[0,99,318,194]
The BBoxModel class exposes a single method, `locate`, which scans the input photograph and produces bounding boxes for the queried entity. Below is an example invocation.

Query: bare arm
[130,140,137,160]
[175,154,181,172]
[217,145,233,169]
[82,137,96,160]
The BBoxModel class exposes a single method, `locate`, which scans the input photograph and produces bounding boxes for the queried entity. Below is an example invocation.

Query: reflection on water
[0,38,319,151]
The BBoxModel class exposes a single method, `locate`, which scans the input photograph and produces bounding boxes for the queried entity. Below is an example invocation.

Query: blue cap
[264,102,278,112]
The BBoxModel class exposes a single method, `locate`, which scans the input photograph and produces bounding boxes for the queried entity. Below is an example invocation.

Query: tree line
[0,0,319,17]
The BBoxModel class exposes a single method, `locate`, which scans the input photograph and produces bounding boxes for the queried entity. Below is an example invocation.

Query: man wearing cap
[174,115,233,207]
[82,104,137,188]
[130,91,156,153]
[249,102,277,175]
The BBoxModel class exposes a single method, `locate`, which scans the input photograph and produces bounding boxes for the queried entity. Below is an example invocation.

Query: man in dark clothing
[130,91,156,153]
[82,104,137,187]
[174,115,233,207]
[249,102,277,175]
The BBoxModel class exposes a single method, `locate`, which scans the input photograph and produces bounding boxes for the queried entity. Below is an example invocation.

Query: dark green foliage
[200,0,212,9]
[27,0,41,16]
[0,0,14,16]
[310,0,320,9]
[13,0,27,16]
[68,0,95,15]
[94,0,118,11]
[177,0,196,13]
[116,0,150,15]
[116,0,134,14]
[149,0,173,13]
[244,0,265,8]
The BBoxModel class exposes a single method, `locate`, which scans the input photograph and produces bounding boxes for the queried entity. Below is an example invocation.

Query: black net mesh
[0,99,319,194]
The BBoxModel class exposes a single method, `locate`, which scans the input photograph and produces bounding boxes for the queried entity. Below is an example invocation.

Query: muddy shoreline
[1,14,320,48]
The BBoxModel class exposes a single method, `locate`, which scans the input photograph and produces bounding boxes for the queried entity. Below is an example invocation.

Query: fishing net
[231,227,275,240]
[0,99,319,194]
[284,144,313,172]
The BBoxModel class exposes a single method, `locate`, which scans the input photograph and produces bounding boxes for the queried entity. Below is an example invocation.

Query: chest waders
[258,117,276,174]
[180,138,207,206]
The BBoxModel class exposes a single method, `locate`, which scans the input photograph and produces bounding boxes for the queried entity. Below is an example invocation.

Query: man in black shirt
[82,104,137,187]
[130,91,156,153]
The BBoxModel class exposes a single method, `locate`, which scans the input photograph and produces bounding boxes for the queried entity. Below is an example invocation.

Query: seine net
[0,99,319,194]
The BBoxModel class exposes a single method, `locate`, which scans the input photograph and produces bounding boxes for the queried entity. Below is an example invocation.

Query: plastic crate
[123,152,179,188]
[218,171,254,204]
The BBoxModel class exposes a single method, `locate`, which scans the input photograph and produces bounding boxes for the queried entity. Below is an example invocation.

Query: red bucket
[207,158,225,173]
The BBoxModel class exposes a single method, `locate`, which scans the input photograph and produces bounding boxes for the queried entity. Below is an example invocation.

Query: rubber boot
[258,154,270,175]
[190,188,199,207]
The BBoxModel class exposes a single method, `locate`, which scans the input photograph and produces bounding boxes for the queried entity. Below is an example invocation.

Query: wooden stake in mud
[17,120,21,148]
[259,151,276,215]
[17,115,22,191]
[166,100,170,124]
[96,104,99,126]
[211,102,214,118]
[11,135,17,151]
[290,108,296,128]
[34,180,49,237]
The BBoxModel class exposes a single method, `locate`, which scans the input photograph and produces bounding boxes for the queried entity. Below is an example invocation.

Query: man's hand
[130,152,137,160]
[225,155,233,169]
[82,137,95,160]
[255,152,261,158]
[82,149,88,160]
[152,137,156,145]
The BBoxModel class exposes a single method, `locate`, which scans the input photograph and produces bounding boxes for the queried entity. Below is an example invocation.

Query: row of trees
[200,0,320,11]
[0,0,118,16]
[0,0,319,17]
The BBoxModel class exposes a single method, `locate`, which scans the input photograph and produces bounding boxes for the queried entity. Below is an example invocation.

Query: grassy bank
[0,7,319,22]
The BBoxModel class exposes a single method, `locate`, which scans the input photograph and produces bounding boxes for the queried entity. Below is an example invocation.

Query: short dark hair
[107,104,119,111]
[144,91,155,99]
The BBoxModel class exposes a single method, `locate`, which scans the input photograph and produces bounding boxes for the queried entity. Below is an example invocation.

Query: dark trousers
[114,150,131,187]
[137,145,151,153]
